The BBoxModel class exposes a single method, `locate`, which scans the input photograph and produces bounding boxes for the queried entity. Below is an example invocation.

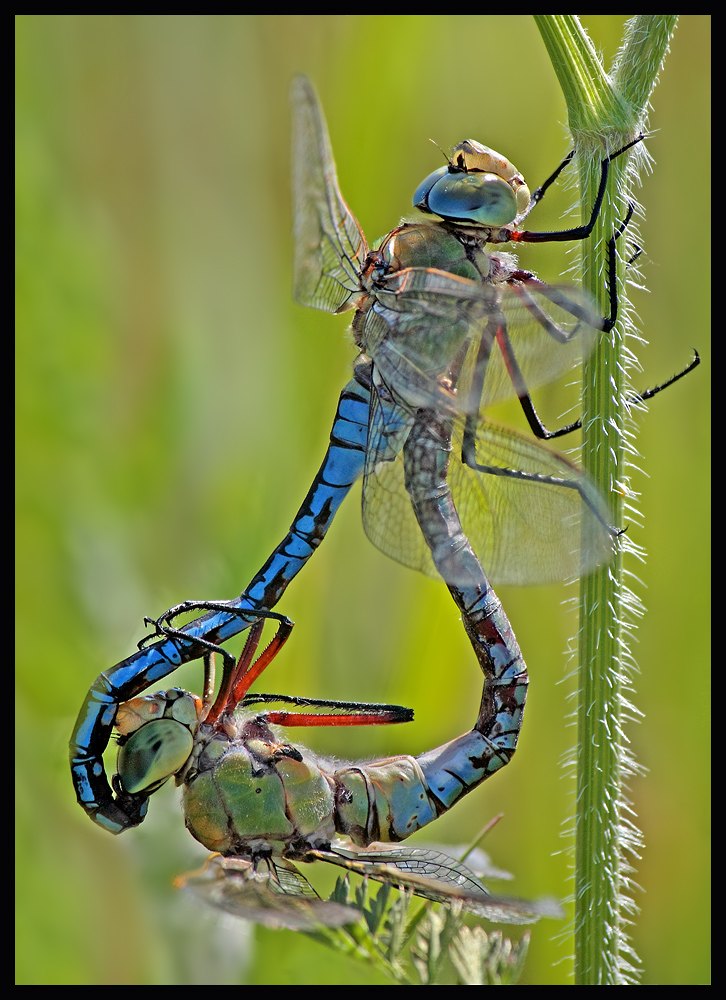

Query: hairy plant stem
[535,14,679,985]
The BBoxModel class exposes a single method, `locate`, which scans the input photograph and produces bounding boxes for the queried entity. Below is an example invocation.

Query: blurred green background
[16,15,709,985]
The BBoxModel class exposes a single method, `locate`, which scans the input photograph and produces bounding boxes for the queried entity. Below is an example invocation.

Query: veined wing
[418,844,514,883]
[449,416,613,583]
[362,267,491,415]
[177,854,358,930]
[456,279,601,416]
[362,407,613,586]
[291,75,368,314]
[363,266,601,417]
[361,387,425,576]
[313,847,563,925]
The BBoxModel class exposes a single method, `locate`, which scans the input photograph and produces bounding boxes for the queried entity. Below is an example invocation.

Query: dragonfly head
[114,688,202,795]
[413,139,530,227]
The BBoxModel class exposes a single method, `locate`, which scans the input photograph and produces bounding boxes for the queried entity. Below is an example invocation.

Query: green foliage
[306,878,530,986]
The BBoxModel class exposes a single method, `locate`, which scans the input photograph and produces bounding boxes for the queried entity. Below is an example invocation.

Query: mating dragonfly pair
[70,76,694,929]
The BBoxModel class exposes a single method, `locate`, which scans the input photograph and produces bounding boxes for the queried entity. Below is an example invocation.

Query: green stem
[534,15,678,986]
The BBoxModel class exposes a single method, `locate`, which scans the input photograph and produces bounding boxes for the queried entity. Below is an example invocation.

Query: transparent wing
[449,416,613,584]
[362,408,613,586]
[360,387,425,575]
[418,844,514,882]
[464,279,600,411]
[367,268,600,416]
[291,75,367,314]
[314,847,563,925]
[178,855,359,930]
[363,267,496,414]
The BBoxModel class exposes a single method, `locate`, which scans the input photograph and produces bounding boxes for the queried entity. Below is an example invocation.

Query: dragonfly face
[115,689,199,795]
[413,139,531,228]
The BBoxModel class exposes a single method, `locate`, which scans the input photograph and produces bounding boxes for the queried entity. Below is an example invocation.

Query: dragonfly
[71,75,654,835]
[112,608,557,929]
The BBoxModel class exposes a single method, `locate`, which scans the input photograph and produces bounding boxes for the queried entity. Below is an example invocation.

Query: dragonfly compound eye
[413,140,530,226]
[412,165,449,212]
[425,171,519,226]
[117,718,194,794]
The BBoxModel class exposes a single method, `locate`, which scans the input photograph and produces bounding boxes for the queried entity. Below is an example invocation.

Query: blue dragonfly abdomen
[71,376,372,832]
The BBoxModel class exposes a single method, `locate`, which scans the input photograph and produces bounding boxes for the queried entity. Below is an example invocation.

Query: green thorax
[373,221,493,282]
[181,713,336,857]
[355,223,515,401]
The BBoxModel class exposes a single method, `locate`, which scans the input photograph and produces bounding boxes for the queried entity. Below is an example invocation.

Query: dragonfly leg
[511,135,644,244]
[486,332,701,444]
[204,613,296,724]
[140,601,291,660]
[136,599,240,649]
[601,201,637,334]
[468,305,585,441]
[471,225,699,443]
[489,204,639,441]
[515,202,635,342]
[460,256,627,445]
[520,148,575,219]
[461,441,617,537]
[247,694,413,727]
[630,350,701,404]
